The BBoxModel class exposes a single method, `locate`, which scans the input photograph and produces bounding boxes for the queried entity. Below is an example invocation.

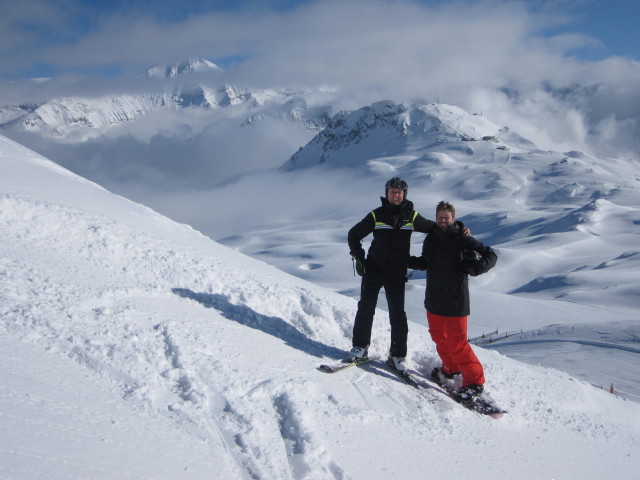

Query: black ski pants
[352,274,409,358]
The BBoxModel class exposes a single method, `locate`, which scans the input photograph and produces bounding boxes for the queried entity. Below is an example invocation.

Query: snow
[1,118,640,480]
[144,58,223,79]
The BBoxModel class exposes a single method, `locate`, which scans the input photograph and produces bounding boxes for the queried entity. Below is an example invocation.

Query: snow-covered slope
[2,134,639,478]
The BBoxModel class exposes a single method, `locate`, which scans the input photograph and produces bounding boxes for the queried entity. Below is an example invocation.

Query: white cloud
[2,0,640,183]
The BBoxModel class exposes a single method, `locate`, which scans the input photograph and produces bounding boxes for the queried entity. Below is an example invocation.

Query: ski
[419,375,507,418]
[378,359,441,402]
[456,396,507,418]
[317,356,379,373]
[383,359,421,387]
[318,356,505,416]
[317,357,440,403]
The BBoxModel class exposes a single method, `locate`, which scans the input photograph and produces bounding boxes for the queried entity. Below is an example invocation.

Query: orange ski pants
[427,311,485,386]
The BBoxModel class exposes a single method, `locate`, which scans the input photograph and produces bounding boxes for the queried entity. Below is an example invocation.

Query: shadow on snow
[172,288,345,360]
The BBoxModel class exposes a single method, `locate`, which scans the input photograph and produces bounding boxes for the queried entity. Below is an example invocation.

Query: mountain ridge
[0,58,332,142]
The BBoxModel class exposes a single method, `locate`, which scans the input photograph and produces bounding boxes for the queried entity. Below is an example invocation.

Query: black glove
[459,249,481,276]
[459,249,481,262]
[353,255,366,276]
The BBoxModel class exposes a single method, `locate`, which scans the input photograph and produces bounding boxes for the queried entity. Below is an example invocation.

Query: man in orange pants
[410,201,497,402]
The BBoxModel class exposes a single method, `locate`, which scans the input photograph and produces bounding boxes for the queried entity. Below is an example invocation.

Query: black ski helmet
[385,177,408,198]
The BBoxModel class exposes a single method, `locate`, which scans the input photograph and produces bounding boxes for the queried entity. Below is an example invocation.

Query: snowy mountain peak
[282,101,528,171]
[144,57,222,79]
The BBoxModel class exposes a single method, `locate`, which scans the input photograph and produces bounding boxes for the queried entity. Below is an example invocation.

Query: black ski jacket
[409,224,497,316]
[348,197,435,281]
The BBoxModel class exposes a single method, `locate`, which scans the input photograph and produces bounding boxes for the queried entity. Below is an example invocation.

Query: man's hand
[459,249,481,262]
[353,255,366,276]
[459,249,482,276]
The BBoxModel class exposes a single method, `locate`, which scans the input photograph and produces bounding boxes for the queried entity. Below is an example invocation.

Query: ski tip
[474,404,508,418]
[318,365,336,373]
[487,411,508,419]
[455,396,507,418]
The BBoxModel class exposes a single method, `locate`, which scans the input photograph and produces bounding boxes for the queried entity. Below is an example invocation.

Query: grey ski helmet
[385,177,408,198]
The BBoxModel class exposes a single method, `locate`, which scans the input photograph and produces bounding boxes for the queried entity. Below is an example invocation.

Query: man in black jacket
[410,201,497,401]
[346,178,467,374]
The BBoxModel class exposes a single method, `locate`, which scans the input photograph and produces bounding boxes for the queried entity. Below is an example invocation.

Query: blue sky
[541,0,638,61]
[0,0,638,80]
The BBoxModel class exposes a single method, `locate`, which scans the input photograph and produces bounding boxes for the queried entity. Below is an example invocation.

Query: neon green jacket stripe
[371,211,418,230]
